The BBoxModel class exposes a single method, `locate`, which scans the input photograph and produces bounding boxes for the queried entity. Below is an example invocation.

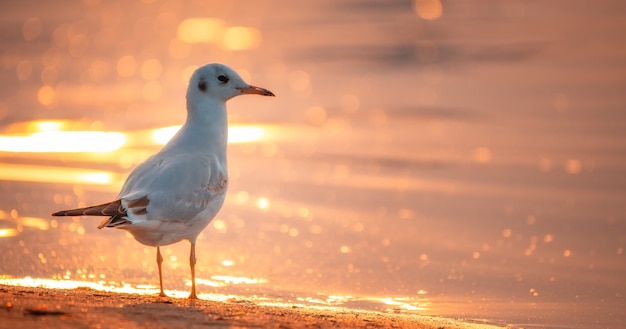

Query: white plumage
[52,63,275,299]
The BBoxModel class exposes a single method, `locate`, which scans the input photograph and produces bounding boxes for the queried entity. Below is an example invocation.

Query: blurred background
[1,1,625,328]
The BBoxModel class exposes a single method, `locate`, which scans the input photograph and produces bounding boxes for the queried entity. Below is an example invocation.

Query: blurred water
[1,1,625,328]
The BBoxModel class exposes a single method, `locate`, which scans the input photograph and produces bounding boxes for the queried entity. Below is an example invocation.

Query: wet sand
[0,284,501,329]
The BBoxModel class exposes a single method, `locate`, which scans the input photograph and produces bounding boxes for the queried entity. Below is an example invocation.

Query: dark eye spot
[198,80,207,92]
[217,74,229,83]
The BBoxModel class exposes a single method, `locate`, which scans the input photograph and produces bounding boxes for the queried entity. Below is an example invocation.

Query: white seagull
[52,63,275,299]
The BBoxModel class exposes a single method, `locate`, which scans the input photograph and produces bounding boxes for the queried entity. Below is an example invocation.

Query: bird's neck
[164,97,228,161]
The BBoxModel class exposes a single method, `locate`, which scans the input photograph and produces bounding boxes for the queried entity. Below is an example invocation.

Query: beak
[237,85,275,97]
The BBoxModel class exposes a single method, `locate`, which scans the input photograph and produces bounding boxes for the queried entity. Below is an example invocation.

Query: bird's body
[52,63,274,298]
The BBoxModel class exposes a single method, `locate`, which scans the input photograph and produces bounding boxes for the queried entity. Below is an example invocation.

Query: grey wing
[117,153,228,224]
[51,196,150,229]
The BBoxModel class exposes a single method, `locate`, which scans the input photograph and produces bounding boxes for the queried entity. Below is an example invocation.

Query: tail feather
[97,216,132,229]
[51,200,126,217]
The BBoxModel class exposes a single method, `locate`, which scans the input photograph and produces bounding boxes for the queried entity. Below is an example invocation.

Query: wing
[116,152,228,225]
[51,196,151,229]
[51,200,125,217]
[51,152,227,229]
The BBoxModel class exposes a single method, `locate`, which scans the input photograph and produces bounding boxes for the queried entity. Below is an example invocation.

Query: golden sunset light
[0,1,625,328]
[0,131,126,153]
[0,163,117,185]
[151,125,266,145]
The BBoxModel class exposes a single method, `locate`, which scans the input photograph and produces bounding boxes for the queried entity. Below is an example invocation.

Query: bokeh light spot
[223,26,261,51]
[414,0,443,20]
[473,147,492,163]
[256,198,270,211]
[564,159,582,174]
[37,85,56,106]
[305,106,327,126]
[22,17,42,41]
[177,18,224,44]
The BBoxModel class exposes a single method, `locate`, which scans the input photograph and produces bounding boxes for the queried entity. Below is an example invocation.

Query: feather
[51,199,125,217]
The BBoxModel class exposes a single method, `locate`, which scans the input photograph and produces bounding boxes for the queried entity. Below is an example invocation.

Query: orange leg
[157,246,166,297]
[188,242,197,299]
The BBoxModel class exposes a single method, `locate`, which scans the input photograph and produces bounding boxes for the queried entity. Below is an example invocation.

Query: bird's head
[188,63,275,102]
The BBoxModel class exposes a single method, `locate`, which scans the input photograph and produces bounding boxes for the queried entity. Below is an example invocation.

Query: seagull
[51,63,275,299]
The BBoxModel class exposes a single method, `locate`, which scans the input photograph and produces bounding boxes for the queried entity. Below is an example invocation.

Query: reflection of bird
[52,63,275,299]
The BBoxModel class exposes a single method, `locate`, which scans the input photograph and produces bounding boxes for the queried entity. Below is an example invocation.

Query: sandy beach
[0,284,502,329]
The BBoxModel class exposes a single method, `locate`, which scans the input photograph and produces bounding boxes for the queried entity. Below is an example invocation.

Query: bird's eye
[217,75,229,83]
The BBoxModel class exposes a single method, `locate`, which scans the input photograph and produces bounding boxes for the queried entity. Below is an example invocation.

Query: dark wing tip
[50,199,126,218]
[51,209,83,217]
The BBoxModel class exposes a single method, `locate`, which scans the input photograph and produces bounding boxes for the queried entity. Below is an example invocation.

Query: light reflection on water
[0,120,271,185]
[152,125,267,145]
[0,131,126,153]
[0,276,426,315]
[0,163,118,185]
[1,1,626,329]
[0,228,18,238]
[0,119,270,153]
[0,276,253,302]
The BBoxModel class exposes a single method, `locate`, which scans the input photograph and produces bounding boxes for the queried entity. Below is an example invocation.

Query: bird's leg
[157,246,166,297]
[188,242,197,299]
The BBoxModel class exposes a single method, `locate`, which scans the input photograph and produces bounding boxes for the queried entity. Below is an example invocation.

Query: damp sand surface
[0,284,502,329]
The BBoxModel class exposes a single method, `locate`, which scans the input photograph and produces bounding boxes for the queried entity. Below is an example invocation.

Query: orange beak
[237,85,275,97]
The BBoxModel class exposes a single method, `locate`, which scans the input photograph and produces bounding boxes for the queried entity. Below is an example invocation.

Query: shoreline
[0,284,503,328]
